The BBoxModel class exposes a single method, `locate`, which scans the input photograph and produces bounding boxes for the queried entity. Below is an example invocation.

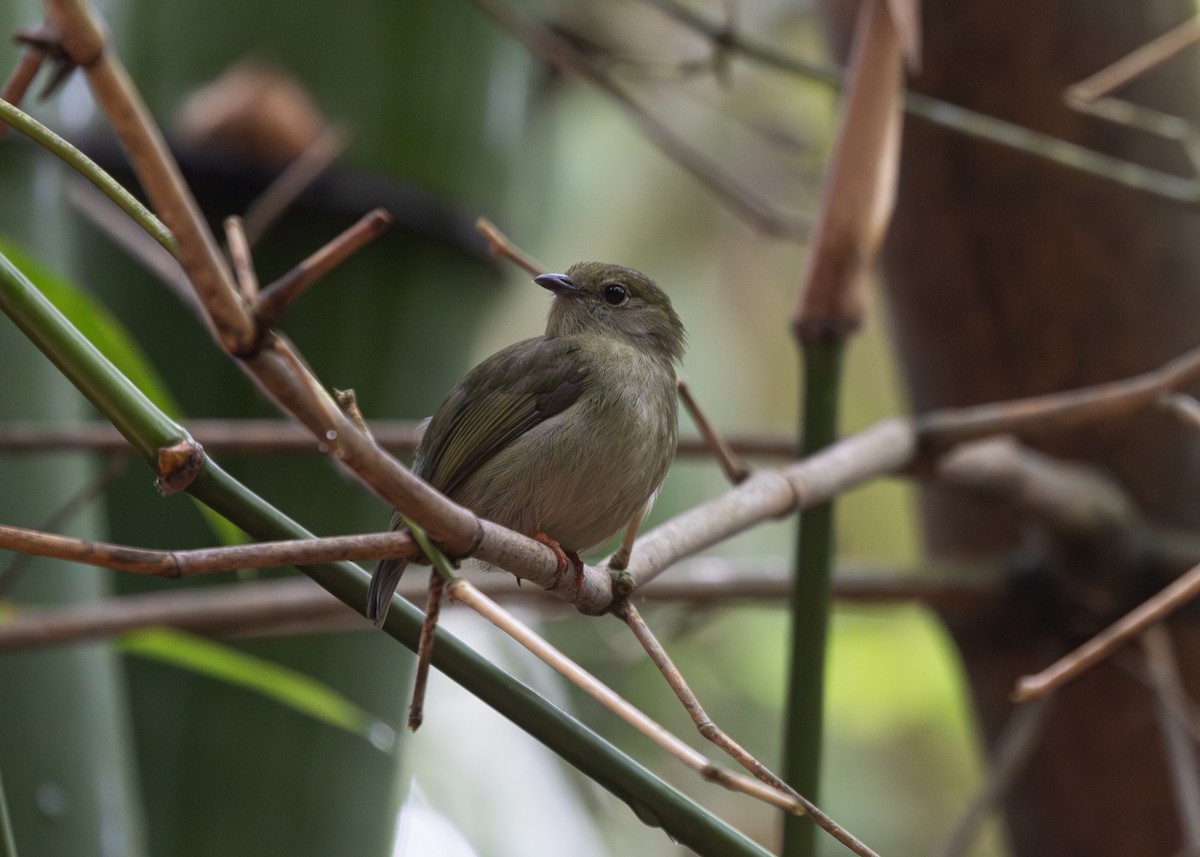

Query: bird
[366,261,687,626]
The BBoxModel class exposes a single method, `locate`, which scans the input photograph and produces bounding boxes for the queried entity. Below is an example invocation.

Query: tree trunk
[830,1,1200,854]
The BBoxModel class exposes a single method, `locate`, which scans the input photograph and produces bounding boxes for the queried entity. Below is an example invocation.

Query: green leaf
[120,628,395,751]
[0,236,179,418]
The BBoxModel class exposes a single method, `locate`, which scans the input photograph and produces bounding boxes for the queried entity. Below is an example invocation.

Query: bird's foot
[533,531,584,590]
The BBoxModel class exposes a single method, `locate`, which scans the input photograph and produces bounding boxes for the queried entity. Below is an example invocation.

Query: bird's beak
[534,273,577,296]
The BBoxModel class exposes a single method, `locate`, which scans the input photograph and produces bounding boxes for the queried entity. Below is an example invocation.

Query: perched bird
[366,261,687,626]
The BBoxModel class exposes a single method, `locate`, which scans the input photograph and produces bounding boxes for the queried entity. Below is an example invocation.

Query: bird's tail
[367,556,408,627]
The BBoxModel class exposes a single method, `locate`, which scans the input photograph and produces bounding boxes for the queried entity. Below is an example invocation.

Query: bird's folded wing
[420,337,592,496]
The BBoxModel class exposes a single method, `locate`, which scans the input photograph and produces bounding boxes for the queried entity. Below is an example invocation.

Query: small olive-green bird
[366,261,686,626]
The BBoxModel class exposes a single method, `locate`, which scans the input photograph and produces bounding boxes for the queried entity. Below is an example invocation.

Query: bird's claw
[533,531,584,590]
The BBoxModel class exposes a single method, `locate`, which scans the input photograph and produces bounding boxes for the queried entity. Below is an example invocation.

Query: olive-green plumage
[366,261,686,625]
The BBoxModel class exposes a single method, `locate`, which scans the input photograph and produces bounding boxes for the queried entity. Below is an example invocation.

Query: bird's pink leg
[532,530,584,590]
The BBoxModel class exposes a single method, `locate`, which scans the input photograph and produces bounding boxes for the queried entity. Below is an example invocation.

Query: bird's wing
[418,337,591,496]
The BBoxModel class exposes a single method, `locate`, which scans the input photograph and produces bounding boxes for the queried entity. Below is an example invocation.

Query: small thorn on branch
[224,215,259,301]
[154,438,205,495]
[0,48,47,136]
[254,207,393,331]
[8,22,78,104]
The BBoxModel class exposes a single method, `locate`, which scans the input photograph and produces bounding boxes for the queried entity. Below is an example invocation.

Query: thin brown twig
[408,570,444,732]
[0,522,422,577]
[1014,559,1200,702]
[253,207,393,330]
[1141,625,1200,851]
[676,376,750,484]
[1065,18,1200,176]
[474,217,546,276]
[932,697,1050,857]
[1068,16,1200,103]
[0,420,798,459]
[618,602,795,796]
[444,578,809,813]
[43,0,253,353]
[242,123,351,247]
[919,342,1200,451]
[223,215,259,301]
[618,601,880,856]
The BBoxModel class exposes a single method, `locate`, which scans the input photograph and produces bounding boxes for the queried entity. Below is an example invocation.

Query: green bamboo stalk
[0,100,175,253]
[0,247,773,857]
[782,339,845,857]
[0,766,16,857]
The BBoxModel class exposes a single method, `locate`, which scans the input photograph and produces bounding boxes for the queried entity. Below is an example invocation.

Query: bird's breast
[454,347,677,552]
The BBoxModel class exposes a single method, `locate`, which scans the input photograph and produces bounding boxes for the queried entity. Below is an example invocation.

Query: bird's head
[535,262,686,365]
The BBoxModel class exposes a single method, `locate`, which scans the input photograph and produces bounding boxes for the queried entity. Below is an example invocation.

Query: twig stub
[154,438,205,495]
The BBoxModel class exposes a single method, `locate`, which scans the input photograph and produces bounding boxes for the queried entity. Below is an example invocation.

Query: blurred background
[0,1,1001,855]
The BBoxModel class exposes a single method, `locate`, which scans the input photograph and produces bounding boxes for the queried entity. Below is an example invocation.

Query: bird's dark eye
[603,283,628,305]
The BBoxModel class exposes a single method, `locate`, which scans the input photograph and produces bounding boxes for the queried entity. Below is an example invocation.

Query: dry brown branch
[791,0,905,341]
[0,522,422,577]
[919,344,1200,451]
[0,561,1001,653]
[1065,10,1200,170]
[14,328,1200,613]
[444,580,805,809]
[1067,16,1200,103]
[253,207,392,330]
[1141,625,1200,849]
[474,217,546,277]
[676,376,750,484]
[622,418,917,591]
[1014,560,1200,702]
[0,420,798,459]
[618,602,796,794]
[44,0,253,354]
